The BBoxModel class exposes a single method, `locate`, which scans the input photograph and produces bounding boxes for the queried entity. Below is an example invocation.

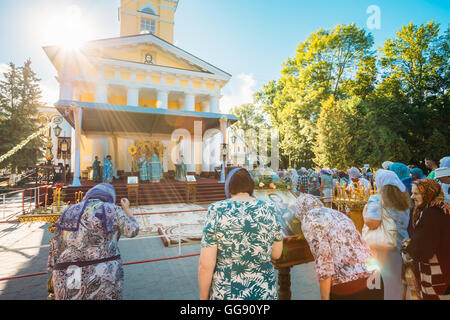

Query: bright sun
[44,5,90,49]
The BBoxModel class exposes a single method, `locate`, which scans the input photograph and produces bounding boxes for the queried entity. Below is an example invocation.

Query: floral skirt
[52,260,124,300]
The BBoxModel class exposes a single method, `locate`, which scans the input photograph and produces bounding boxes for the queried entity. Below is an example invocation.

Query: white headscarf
[348,167,361,179]
[295,193,324,221]
[289,169,299,181]
[375,169,406,193]
[440,156,450,168]
[382,161,394,170]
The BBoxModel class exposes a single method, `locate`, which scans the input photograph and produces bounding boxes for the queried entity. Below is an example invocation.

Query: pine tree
[0,60,44,173]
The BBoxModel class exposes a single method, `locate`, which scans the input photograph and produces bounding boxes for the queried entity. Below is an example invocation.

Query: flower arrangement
[254,176,292,190]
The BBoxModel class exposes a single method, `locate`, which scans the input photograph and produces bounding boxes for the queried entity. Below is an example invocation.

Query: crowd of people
[46,156,450,300]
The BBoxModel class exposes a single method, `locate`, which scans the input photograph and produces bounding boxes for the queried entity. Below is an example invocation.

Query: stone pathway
[0,218,320,300]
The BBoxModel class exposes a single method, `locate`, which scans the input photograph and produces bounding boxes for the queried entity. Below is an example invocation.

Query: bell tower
[119,0,179,43]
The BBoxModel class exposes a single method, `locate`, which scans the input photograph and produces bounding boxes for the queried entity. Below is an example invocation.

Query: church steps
[59,180,227,206]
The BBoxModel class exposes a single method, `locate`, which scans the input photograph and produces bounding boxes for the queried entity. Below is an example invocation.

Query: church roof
[55,100,237,135]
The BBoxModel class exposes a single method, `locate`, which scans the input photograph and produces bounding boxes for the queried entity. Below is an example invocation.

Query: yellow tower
[119,0,179,43]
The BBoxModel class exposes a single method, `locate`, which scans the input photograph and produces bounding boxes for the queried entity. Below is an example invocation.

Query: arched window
[138,2,158,16]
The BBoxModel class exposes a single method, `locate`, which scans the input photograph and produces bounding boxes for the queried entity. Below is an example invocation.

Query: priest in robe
[137,154,149,182]
[148,154,163,183]
[102,155,113,183]
[92,156,101,182]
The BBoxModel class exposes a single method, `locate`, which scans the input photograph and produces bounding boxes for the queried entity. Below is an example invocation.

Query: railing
[0,208,206,283]
[0,185,52,221]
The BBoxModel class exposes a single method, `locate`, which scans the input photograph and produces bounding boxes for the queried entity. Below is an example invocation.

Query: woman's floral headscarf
[294,193,324,222]
[56,183,117,234]
[412,179,450,226]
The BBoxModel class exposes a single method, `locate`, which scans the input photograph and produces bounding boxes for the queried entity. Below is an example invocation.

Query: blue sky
[0,0,449,112]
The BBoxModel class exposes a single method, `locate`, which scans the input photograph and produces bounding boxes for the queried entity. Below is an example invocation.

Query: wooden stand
[186,182,197,203]
[127,184,139,207]
[272,235,315,300]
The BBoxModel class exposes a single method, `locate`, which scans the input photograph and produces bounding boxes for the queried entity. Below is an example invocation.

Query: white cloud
[220,73,257,113]
[39,80,59,105]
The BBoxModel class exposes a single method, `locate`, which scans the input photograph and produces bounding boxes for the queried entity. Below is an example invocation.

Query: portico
[43,0,234,186]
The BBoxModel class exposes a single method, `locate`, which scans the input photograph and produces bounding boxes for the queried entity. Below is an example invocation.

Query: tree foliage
[254,21,449,169]
[0,60,44,173]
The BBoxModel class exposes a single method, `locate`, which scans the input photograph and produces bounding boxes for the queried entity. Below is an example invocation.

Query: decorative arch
[138,2,159,16]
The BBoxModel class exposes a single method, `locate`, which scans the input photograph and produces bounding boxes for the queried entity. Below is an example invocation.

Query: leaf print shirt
[201,199,283,300]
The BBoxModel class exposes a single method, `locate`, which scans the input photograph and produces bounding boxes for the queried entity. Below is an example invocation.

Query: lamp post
[219,116,228,183]
[220,143,228,183]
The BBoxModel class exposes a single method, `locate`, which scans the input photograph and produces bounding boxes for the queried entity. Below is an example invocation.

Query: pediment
[80,34,231,78]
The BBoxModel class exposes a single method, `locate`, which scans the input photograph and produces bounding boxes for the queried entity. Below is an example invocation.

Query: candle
[44,190,48,211]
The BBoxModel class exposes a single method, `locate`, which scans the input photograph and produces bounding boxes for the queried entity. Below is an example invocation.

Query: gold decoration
[128,145,137,156]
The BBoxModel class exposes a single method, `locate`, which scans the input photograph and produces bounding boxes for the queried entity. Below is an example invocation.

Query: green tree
[256,24,376,168]
[0,60,44,173]
[314,96,411,169]
[379,21,450,164]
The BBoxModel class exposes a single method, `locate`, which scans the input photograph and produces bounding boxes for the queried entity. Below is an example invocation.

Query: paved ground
[0,219,320,300]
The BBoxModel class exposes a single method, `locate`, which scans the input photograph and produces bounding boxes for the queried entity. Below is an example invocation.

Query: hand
[402,238,411,251]
[120,198,130,211]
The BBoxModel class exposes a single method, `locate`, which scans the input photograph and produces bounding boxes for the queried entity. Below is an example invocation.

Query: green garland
[0,123,50,164]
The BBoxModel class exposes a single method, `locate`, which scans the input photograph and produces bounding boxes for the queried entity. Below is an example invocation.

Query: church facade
[43,0,236,185]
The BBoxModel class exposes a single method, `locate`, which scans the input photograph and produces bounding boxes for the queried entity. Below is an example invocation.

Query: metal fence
[0,185,52,221]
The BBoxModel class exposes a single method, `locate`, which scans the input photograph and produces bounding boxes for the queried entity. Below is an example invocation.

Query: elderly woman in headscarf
[308,169,320,196]
[389,162,412,195]
[47,183,139,300]
[320,169,333,206]
[403,179,450,300]
[295,194,383,300]
[363,169,412,299]
[297,167,309,193]
[346,167,371,191]
[438,156,450,205]
[440,156,450,168]
[411,168,426,181]
[198,168,283,300]
[382,161,394,170]
[287,168,299,194]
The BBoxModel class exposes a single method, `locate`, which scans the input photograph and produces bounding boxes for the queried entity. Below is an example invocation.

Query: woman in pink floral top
[295,194,384,300]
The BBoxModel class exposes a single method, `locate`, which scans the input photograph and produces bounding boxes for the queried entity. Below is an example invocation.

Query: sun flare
[43,5,90,49]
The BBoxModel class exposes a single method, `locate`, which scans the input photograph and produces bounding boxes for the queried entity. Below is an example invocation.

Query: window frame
[140,17,156,35]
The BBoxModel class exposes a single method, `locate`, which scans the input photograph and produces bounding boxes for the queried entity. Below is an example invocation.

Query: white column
[200,101,209,113]
[103,138,109,157]
[157,90,168,109]
[185,93,195,112]
[95,84,108,103]
[70,107,82,187]
[127,87,139,106]
[59,81,73,101]
[210,96,219,113]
